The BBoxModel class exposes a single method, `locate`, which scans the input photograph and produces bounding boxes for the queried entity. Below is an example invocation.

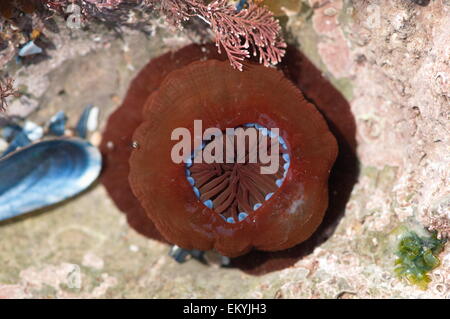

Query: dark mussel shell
[0,138,101,221]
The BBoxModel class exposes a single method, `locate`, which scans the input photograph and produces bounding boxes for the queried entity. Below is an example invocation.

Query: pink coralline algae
[311,0,352,78]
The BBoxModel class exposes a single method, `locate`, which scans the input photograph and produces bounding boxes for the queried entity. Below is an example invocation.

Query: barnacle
[395,230,446,289]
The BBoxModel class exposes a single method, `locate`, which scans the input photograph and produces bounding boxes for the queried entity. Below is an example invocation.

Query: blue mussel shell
[0,138,102,221]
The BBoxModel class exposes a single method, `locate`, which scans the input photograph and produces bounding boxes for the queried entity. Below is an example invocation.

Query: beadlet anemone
[101,44,338,258]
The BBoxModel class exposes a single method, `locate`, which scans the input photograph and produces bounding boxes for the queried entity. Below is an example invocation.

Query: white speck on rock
[129,245,139,252]
[82,252,104,270]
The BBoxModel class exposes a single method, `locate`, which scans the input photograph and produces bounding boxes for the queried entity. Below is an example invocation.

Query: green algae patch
[394,230,446,290]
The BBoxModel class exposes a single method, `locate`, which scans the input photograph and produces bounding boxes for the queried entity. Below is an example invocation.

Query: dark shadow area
[231,45,359,275]
[411,0,430,6]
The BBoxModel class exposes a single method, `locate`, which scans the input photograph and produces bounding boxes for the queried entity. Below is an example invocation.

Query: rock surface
[0,0,448,298]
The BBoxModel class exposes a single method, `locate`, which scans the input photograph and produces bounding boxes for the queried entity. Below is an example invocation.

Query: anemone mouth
[185,123,290,223]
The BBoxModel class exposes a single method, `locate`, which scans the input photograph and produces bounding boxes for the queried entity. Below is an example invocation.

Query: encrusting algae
[394,229,446,290]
